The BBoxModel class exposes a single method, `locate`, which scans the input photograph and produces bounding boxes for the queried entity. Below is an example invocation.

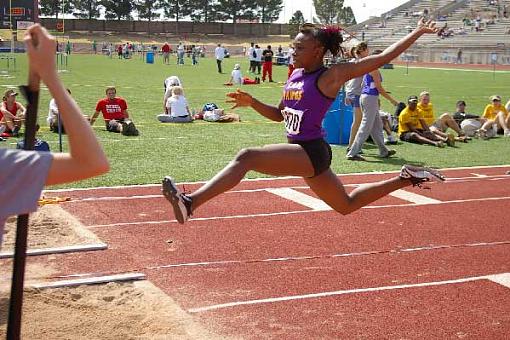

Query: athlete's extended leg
[305,166,444,215]
[305,169,407,215]
[187,143,314,211]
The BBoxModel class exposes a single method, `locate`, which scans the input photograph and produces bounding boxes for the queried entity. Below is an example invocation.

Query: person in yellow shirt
[477,95,510,139]
[398,95,444,147]
[417,91,467,145]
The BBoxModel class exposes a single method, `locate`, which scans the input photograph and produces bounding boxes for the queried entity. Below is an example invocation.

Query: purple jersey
[281,67,334,141]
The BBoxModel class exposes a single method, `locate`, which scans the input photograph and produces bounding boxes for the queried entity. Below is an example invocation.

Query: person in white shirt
[157,86,192,123]
[47,88,72,133]
[248,42,256,73]
[287,44,295,79]
[224,64,259,86]
[177,42,185,65]
[163,76,183,112]
[215,43,225,73]
[254,44,263,74]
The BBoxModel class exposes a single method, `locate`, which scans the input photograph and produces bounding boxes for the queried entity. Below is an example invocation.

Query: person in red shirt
[90,86,138,136]
[162,42,171,64]
[0,89,26,137]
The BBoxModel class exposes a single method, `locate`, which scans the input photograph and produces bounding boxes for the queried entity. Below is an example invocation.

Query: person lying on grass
[161,19,446,224]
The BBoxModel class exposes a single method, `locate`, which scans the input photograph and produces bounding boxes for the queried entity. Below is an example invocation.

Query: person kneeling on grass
[476,95,510,139]
[158,86,193,123]
[161,19,446,224]
[90,86,139,136]
[398,95,445,147]
[224,64,259,86]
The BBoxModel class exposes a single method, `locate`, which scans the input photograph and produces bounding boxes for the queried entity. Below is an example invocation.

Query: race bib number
[282,107,304,135]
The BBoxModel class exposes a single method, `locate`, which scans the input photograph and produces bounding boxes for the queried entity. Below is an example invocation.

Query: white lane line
[51,174,510,203]
[266,188,332,211]
[389,189,442,205]
[43,164,510,193]
[86,195,510,228]
[0,243,108,259]
[144,241,510,271]
[31,273,145,289]
[188,272,510,313]
[470,173,489,178]
[487,273,510,289]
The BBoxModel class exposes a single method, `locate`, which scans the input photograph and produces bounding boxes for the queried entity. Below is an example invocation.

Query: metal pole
[9,0,14,55]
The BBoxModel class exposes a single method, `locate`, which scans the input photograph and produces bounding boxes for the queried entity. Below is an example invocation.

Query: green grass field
[1,53,509,188]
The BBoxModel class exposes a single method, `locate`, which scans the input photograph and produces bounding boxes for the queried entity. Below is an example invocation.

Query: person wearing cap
[452,100,485,137]
[398,95,445,147]
[91,86,139,136]
[417,91,467,145]
[0,89,26,137]
[225,64,259,86]
[477,95,510,139]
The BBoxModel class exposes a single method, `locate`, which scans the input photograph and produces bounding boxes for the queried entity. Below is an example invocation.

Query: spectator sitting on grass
[452,100,485,137]
[163,76,183,112]
[47,88,72,133]
[417,91,467,145]
[224,64,259,86]
[476,95,510,139]
[90,86,139,136]
[0,89,26,137]
[158,86,192,123]
[398,95,444,147]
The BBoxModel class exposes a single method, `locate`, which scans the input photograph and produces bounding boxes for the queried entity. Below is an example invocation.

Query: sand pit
[0,281,223,339]
[1,205,224,339]
[1,204,103,252]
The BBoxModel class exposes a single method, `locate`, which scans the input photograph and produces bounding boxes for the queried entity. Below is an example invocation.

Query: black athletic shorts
[289,138,332,177]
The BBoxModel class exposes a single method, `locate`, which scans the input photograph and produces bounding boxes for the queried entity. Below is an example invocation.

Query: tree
[215,0,258,23]
[73,0,102,20]
[160,0,192,23]
[288,10,305,38]
[258,0,283,23]
[39,0,75,19]
[101,0,133,20]
[189,0,218,22]
[313,0,343,25]
[338,6,356,26]
[134,0,162,35]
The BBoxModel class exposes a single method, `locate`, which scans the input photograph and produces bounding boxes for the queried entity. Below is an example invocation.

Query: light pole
[9,0,14,54]
[62,0,65,35]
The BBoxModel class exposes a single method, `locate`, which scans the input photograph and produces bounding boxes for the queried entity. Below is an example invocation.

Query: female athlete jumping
[163,19,445,224]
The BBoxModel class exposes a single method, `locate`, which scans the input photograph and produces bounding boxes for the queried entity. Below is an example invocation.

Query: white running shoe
[399,165,445,187]
[162,176,192,224]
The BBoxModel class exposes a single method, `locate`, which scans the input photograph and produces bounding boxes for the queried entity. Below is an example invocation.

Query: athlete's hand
[345,97,352,106]
[226,89,254,109]
[416,18,438,35]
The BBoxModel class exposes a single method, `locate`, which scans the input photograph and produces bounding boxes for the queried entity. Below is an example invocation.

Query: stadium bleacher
[349,0,510,64]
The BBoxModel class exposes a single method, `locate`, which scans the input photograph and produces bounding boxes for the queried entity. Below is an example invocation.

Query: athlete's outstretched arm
[226,89,283,122]
[319,18,438,97]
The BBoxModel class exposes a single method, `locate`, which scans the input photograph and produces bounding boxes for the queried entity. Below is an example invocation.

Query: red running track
[31,165,510,338]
